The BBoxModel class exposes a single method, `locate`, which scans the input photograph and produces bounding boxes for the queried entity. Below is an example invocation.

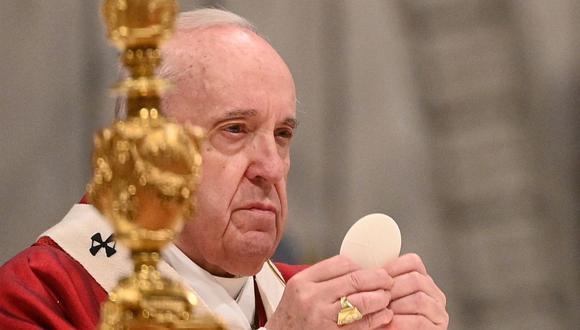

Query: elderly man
[0,9,448,330]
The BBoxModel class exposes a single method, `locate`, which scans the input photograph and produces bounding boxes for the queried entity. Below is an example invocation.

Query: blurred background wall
[0,1,578,329]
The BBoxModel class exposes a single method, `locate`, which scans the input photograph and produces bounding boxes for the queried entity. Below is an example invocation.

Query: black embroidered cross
[89,233,116,257]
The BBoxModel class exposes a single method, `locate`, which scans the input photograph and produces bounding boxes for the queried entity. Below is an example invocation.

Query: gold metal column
[88,1,226,329]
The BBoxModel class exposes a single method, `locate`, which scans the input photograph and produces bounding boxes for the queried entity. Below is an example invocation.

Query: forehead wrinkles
[161,36,226,116]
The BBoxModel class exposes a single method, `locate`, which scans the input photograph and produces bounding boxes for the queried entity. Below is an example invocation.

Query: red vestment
[0,237,308,329]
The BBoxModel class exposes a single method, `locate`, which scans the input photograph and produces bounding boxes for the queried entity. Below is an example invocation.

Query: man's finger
[321,268,393,298]
[336,289,391,317]
[428,275,447,305]
[390,271,446,304]
[340,308,394,330]
[389,291,447,325]
[385,253,427,277]
[386,314,444,330]
[298,255,361,282]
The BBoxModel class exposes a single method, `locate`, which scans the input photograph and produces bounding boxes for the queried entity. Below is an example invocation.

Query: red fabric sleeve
[273,262,310,282]
[0,237,107,330]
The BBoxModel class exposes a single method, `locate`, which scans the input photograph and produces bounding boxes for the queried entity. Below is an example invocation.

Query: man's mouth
[238,202,277,214]
[233,202,278,232]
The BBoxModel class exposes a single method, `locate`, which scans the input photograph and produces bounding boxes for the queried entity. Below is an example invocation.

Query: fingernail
[385,309,394,323]
[381,313,392,325]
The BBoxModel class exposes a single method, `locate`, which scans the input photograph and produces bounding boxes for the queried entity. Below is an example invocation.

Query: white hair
[115,8,255,119]
[176,8,254,32]
[157,9,255,84]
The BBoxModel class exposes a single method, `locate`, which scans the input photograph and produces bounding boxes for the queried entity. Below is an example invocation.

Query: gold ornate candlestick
[88,1,225,329]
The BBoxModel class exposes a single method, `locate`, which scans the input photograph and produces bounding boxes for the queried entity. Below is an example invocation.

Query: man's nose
[245,134,286,184]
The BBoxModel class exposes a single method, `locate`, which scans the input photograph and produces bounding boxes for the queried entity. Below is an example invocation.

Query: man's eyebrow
[221,110,298,128]
[222,109,258,119]
[283,117,298,129]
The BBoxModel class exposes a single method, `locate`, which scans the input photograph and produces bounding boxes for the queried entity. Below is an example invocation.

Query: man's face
[164,26,296,276]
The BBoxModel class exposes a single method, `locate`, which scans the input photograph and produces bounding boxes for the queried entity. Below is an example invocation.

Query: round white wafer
[340,213,401,269]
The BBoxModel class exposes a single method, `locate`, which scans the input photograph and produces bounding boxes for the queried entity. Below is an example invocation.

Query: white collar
[212,275,248,300]
[162,244,255,326]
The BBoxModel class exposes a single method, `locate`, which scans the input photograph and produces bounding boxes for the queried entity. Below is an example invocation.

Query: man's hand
[265,255,394,330]
[385,254,449,329]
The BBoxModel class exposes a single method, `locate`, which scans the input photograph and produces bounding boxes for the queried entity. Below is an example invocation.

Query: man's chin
[223,256,268,276]
[224,235,277,276]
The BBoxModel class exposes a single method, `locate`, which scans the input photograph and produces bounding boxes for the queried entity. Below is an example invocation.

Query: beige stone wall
[397,1,580,328]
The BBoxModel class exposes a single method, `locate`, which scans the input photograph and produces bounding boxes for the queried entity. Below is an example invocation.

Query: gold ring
[337,296,363,326]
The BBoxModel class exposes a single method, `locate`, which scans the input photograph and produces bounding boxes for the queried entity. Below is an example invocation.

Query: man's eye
[223,124,245,134]
[275,128,294,140]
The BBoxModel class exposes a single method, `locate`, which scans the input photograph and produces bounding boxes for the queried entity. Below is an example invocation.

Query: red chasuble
[0,236,308,329]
